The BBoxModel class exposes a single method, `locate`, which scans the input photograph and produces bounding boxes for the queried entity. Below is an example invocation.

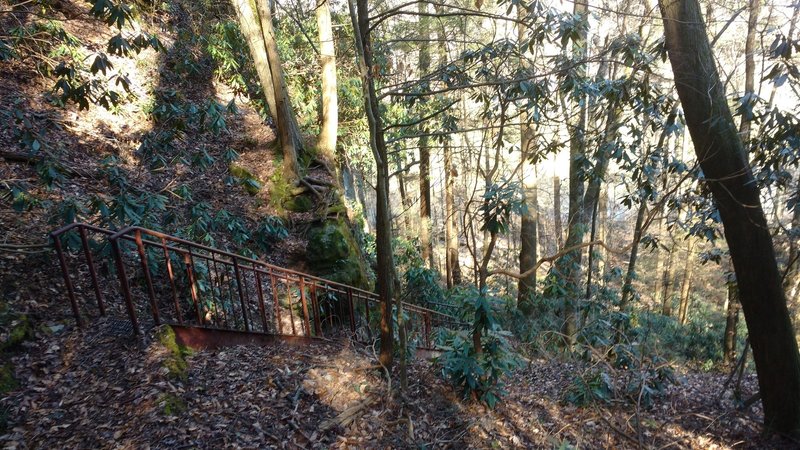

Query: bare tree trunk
[418,2,433,268]
[517,3,537,311]
[596,184,607,284]
[678,238,695,325]
[660,241,676,316]
[723,275,741,365]
[557,0,589,347]
[553,175,563,250]
[652,214,665,308]
[252,0,302,180]
[659,0,800,432]
[349,0,395,370]
[440,21,460,288]
[738,0,760,140]
[620,203,647,309]
[315,0,338,163]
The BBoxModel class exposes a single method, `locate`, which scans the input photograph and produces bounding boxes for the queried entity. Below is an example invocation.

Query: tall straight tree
[315,0,338,163]
[659,0,800,433]
[517,2,538,311]
[232,0,302,180]
[349,0,396,370]
[418,1,434,268]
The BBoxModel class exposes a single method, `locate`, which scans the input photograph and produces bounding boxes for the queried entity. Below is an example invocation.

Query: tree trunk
[315,0,338,163]
[659,0,800,432]
[738,0,760,140]
[596,184,607,284]
[553,175,563,250]
[250,0,303,180]
[678,237,695,325]
[723,276,741,365]
[660,241,676,316]
[348,0,396,370]
[556,0,589,347]
[620,203,647,309]
[517,3,537,312]
[418,2,434,268]
[440,23,460,288]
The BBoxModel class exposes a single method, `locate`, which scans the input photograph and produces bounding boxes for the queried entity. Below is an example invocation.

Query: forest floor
[0,317,794,450]
[1,1,798,448]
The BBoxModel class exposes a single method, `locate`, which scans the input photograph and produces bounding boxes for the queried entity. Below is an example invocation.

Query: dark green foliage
[438,286,521,408]
[564,370,613,406]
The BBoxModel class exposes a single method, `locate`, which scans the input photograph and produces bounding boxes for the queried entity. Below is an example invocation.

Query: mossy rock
[307,220,369,288]
[155,326,191,382]
[229,163,262,195]
[159,393,187,416]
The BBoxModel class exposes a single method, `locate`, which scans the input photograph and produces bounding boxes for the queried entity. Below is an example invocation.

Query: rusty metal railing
[51,223,459,349]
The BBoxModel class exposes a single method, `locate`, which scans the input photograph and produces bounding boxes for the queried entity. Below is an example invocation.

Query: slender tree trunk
[659,0,800,432]
[517,3,537,311]
[660,241,676,316]
[620,203,647,309]
[553,175,563,250]
[596,184,607,285]
[678,238,695,325]
[315,0,338,163]
[555,0,589,347]
[652,214,665,308]
[723,274,741,365]
[418,2,433,267]
[440,21,460,288]
[349,0,395,370]
[738,0,761,140]
[232,0,277,118]
[251,0,303,180]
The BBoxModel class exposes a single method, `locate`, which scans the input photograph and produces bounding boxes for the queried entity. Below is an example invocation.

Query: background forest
[2,0,800,447]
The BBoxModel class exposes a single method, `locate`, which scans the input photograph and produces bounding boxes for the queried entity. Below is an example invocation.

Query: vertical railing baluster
[347,287,355,333]
[254,265,268,333]
[232,258,249,332]
[135,230,160,325]
[184,249,203,324]
[111,238,140,335]
[161,238,182,325]
[211,254,228,328]
[79,227,105,316]
[286,277,296,335]
[52,233,84,328]
[270,270,282,334]
[299,277,311,337]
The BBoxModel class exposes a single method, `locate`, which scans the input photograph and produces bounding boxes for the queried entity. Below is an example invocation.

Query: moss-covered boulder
[307,219,370,288]
[229,163,262,195]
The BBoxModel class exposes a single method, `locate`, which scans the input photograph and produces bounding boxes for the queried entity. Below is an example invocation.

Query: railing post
[184,249,203,324]
[161,238,182,325]
[79,227,105,316]
[232,258,250,332]
[52,234,84,328]
[299,277,311,337]
[253,264,268,333]
[135,230,160,325]
[270,270,282,334]
[310,283,322,336]
[110,238,140,336]
[347,287,355,333]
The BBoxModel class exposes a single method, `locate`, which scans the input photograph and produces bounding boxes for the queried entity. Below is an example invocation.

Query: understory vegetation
[2,0,800,446]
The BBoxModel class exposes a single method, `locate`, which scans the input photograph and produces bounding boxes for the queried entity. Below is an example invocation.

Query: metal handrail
[52,223,462,349]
